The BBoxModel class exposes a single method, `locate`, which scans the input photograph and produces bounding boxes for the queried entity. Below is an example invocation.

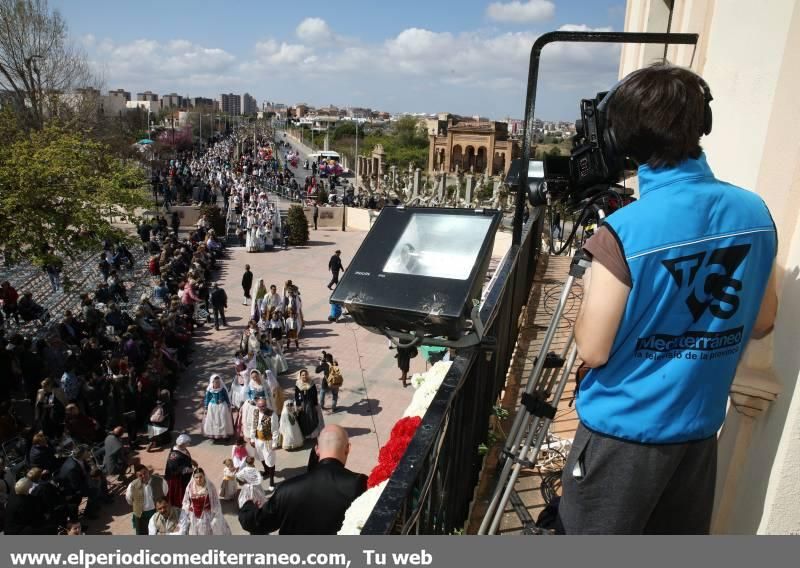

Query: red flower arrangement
[367,416,422,488]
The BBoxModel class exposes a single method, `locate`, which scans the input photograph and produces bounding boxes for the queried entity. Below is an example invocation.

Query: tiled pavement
[93,201,511,535]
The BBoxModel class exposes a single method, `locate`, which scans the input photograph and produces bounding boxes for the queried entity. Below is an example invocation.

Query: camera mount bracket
[378,300,494,351]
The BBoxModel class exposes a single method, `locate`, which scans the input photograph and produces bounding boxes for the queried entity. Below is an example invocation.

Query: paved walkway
[92,140,512,534]
[93,215,428,534]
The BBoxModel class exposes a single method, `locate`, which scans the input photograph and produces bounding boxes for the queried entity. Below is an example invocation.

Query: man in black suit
[239,425,367,535]
[57,445,97,519]
[209,283,228,330]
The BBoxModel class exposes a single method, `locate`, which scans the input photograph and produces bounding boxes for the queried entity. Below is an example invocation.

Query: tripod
[478,251,591,535]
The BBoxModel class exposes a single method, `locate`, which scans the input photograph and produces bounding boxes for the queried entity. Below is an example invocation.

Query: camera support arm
[512,31,700,246]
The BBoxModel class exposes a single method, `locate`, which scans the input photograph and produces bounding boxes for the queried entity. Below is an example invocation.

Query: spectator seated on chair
[64,404,103,445]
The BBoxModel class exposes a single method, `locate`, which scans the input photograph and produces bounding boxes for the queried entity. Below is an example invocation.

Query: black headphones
[597,67,713,167]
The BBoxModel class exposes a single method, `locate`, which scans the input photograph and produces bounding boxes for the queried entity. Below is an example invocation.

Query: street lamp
[354,118,360,195]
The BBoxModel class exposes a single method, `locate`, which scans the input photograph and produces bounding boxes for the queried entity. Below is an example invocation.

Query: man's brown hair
[607,63,710,169]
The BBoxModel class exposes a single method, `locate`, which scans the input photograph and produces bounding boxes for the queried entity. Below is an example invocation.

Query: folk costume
[181,476,230,535]
[164,435,194,507]
[248,404,277,488]
[148,505,188,535]
[202,374,234,440]
[279,400,303,450]
[126,474,169,535]
[236,464,267,509]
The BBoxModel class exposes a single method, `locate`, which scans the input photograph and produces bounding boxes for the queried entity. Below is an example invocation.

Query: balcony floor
[469,253,581,534]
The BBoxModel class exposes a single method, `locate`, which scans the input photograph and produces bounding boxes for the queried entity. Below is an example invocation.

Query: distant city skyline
[52,0,626,121]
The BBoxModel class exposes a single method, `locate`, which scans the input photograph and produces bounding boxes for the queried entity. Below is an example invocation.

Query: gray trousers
[559,423,717,534]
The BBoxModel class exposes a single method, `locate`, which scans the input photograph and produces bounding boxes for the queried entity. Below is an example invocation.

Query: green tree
[332,121,359,142]
[286,204,309,246]
[0,110,149,264]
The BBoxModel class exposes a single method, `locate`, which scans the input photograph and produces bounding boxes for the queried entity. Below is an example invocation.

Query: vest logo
[662,244,750,322]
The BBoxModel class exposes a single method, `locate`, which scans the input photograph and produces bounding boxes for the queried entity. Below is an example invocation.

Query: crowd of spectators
[0,141,230,535]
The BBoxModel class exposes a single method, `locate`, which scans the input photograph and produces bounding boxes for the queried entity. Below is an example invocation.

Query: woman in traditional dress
[250,279,267,321]
[259,221,272,250]
[240,321,261,356]
[164,434,196,507]
[181,468,231,535]
[294,369,324,440]
[236,456,266,509]
[263,220,274,249]
[279,400,303,450]
[229,352,249,410]
[263,369,284,439]
[246,220,259,253]
[202,375,234,441]
[269,338,289,375]
[239,370,266,443]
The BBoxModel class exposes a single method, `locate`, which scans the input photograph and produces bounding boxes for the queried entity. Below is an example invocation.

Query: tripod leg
[502,274,577,457]
[478,274,580,535]
[486,342,580,534]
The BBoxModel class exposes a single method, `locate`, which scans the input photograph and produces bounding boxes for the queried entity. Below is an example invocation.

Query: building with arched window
[427,116,520,177]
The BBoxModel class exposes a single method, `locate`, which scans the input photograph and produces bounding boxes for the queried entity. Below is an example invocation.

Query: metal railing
[361,207,545,534]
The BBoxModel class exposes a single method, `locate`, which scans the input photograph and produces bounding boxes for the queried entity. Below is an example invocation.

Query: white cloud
[296,17,334,44]
[85,38,237,93]
[254,39,314,65]
[486,0,555,23]
[81,21,619,119]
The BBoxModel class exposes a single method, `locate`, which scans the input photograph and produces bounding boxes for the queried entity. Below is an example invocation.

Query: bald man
[238,425,367,535]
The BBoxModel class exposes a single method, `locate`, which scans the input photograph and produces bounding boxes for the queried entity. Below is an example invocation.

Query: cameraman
[561,64,778,534]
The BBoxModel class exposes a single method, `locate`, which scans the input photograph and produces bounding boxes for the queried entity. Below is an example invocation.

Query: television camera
[508,90,636,252]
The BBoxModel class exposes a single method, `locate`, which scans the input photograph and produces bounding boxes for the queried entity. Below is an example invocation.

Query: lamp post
[354,118,360,195]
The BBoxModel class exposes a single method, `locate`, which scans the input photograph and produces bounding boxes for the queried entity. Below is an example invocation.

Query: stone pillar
[465,174,476,204]
[437,173,446,201]
[711,367,781,534]
[428,135,436,175]
[390,165,397,190]
[413,168,421,198]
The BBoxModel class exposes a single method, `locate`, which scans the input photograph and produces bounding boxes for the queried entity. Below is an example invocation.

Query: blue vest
[576,154,776,443]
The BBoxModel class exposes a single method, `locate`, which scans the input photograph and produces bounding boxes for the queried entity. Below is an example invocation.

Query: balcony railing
[362,208,545,534]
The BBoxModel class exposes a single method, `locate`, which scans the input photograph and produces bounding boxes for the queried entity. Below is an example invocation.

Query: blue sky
[52,0,626,119]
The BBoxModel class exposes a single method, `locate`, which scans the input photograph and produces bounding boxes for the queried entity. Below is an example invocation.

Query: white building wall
[622,0,800,534]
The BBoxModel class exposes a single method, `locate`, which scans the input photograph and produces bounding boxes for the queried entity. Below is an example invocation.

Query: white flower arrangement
[338,361,453,535]
[337,479,389,535]
[403,361,452,419]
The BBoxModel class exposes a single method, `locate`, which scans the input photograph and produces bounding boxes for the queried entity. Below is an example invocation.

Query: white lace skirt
[203,403,234,439]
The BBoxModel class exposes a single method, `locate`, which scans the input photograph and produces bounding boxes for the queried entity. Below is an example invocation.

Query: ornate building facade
[427,116,520,177]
